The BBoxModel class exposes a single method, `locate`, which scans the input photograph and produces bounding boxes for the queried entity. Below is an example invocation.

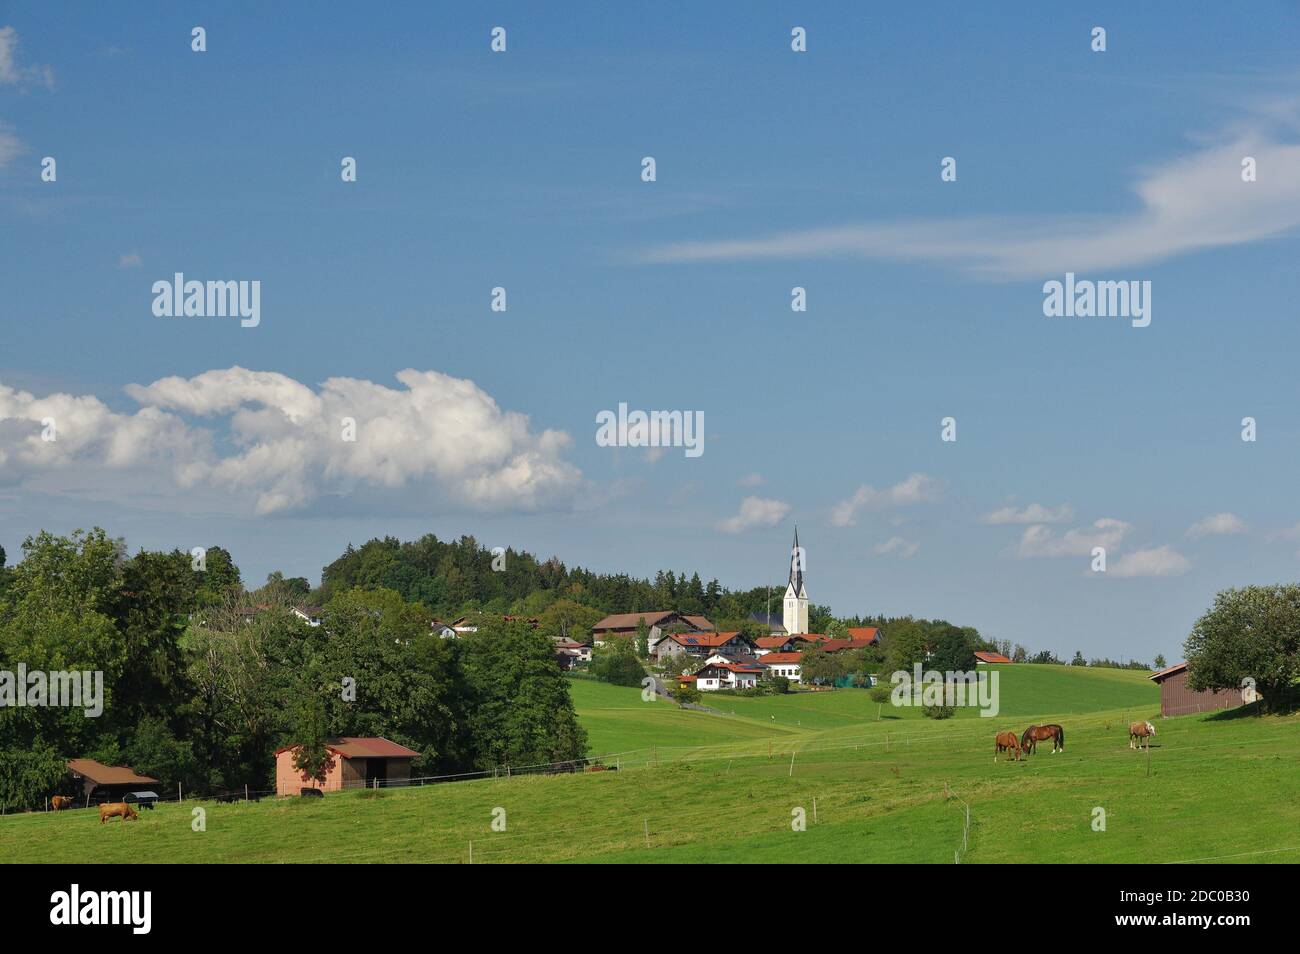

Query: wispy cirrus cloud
[0,26,54,89]
[716,495,790,533]
[1108,545,1192,578]
[1016,518,1131,558]
[637,113,1300,280]
[873,536,919,559]
[983,502,1073,525]
[1186,512,1247,539]
[831,473,941,527]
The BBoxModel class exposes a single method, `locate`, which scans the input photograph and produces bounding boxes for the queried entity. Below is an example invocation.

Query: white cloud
[983,502,1073,525]
[1017,518,1131,558]
[738,472,764,488]
[1109,546,1192,578]
[0,366,583,515]
[715,496,790,533]
[638,115,1300,280]
[1186,512,1247,539]
[0,26,54,89]
[831,473,941,527]
[118,253,142,268]
[873,536,919,559]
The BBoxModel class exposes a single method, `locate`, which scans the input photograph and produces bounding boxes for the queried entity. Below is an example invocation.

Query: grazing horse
[99,802,139,823]
[1021,724,1065,755]
[50,796,73,811]
[994,731,1023,762]
[1129,720,1156,750]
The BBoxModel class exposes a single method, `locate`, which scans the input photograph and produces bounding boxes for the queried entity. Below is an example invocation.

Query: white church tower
[783,526,809,635]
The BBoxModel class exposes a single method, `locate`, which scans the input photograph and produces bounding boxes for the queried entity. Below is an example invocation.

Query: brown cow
[99,802,139,823]
[50,796,73,811]
[994,730,1023,762]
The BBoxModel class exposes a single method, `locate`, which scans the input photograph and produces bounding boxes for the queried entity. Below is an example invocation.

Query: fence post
[644,819,650,848]
[245,784,249,802]
[469,841,473,864]
[813,797,817,824]
[788,749,796,777]
[178,782,182,803]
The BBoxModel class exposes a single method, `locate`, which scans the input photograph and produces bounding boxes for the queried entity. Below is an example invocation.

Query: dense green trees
[1185,584,1299,713]
[458,617,587,769]
[0,528,590,810]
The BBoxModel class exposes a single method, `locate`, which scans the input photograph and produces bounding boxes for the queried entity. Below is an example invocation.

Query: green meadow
[4,665,1297,864]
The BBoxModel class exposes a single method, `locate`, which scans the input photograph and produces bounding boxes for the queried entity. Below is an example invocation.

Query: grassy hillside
[572,663,1159,755]
[2,707,1294,864]
[6,667,1289,865]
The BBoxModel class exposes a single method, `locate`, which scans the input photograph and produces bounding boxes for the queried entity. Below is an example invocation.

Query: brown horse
[994,731,1022,762]
[99,802,139,823]
[1129,720,1156,750]
[50,795,73,811]
[1021,724,1065,755]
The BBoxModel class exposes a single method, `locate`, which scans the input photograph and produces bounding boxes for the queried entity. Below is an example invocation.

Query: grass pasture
[3,665,1295,865]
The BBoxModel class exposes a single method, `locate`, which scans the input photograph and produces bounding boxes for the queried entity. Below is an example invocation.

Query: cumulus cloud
[738,472,764,488]
[1017,518,1131,558]
[0,367,583,515]
[1109,546,1192,578]
[118,253,142,268]
[1186,512,1247,539]
[873,536,919,559]
[830,473,941,527]
[983,502,1073,525]
[638,113,1300,280]
[715,496,790,533]
[0,26,54,89]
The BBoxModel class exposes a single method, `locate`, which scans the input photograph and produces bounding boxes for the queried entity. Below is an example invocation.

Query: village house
[590,610,714,649]
[653,630,754,663]
[974,651,1013,665]
[275,737,421,796]
[758,652,803,683]
[684,660,763,691]
[292,605,324,627]
[553,638,592,670]
[754,633,826,656]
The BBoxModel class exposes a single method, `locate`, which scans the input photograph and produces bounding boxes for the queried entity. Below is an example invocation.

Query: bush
[922,703,955,720]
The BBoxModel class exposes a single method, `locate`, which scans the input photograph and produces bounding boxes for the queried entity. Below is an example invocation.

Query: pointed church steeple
[783,525,809,635]
[789,525,804,596]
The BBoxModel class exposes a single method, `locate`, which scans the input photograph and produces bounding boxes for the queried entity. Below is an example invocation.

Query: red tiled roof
[819,638,876,652]
[756,635,790,649]
[759,653,803,665]
[700,661,762,674]
[974,651,1013,664]
[846,627,880,643]
[668,630,746,648]
[1149,661,1188,682]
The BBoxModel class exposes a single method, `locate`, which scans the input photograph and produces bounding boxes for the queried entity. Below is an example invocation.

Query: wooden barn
[66,759,159,806]
[275,737,420,796]
[1149,662,1257,717]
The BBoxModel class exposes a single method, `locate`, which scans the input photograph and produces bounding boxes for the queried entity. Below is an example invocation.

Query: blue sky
[3,2,1300,663]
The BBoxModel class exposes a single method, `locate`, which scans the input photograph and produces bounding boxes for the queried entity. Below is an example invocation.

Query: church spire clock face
[784,526,809,635]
